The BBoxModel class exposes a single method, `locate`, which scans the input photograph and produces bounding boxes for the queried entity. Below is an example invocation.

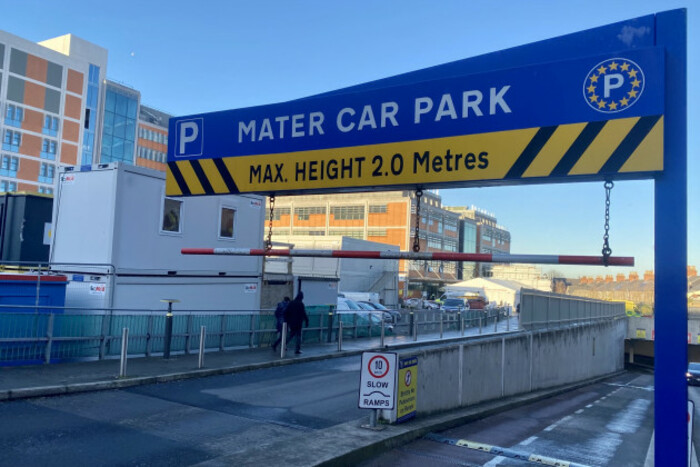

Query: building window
[39,163,55,183]
[43,115,59,136]
[0,180,17,192]
[219,207,235,239]
[328,229,364,239]
[161,197,182,233]
[5,104,23,127]
[330,206,364,220]
[265,207,290,221]
[41,139,57,160]
[369,204,387,213]
[428,237,442,249]
[295,206,326,220]
[368,229,387,237]
[1,155,19,177]
[2,130,21,152]
[38,186,53,194]
[292,229,326,236]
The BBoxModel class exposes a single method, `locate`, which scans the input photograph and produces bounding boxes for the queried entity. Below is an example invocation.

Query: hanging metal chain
[266,195,275,251]
[413,189,423,252]
[601,181,614,266]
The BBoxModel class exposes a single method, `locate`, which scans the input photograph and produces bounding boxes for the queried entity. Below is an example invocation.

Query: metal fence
[0,305,513,366]
[519,288,626,329]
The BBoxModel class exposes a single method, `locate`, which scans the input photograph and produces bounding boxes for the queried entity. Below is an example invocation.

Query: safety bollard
[198,326,206,369]
[440,313,443,339]
[280,322,288,358]
[409,311,415,341]
[461,315,465,336]
[161,299,179,359]
[507,314,510,332]
[413,312,418,341]
[380,318,385,347]
[479,316,483,334]
[338,321,343,351]
[494,313,499,332]
[119,327,128,378]
[326,307,334,343]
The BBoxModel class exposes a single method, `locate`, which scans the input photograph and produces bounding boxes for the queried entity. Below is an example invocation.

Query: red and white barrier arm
[181,248,634,267]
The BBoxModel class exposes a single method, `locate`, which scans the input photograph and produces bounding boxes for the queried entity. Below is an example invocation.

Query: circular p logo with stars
[583,58,645,113]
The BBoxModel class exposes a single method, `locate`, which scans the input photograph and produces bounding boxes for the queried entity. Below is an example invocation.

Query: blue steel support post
[655,9,687,466]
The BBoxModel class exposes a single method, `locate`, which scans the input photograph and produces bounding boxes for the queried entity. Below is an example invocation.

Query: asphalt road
[362,371,656,467]
[0,356,363,466]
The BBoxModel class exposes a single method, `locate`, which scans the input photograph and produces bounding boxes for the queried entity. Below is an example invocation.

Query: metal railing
[0,304,515,366]
[519,288,626,330]
[1,295,622,366]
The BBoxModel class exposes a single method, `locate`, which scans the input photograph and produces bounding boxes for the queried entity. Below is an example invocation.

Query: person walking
[271,296,290,352]
[284,292,309,354]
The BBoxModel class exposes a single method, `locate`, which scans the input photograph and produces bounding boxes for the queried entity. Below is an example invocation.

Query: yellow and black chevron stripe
[166,115,662,197]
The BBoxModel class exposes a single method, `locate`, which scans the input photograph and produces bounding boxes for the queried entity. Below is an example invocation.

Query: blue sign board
[167,48,664,197]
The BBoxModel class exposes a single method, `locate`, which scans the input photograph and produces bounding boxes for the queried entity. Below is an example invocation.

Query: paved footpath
[0,318,633,466]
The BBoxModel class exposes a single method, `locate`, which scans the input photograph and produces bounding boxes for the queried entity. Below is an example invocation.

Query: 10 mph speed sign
[359,352,397,409]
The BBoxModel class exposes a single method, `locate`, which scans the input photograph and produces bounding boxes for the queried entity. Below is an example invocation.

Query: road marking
[484,456,505,466]
[521,436,538,446]
[606,398,651,434]
[424,433,591,467]
[586,404,593,408]
[604,382,654,392]
[575,409,584,414]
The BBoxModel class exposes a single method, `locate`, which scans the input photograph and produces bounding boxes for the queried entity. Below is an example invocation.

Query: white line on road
[521,436,538,446]
[484,456,504,466]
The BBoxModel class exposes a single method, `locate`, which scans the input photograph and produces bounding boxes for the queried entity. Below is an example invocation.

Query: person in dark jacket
[271,296,290,352]
[284,292,309,354]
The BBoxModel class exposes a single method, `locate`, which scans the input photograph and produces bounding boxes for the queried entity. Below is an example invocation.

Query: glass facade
[462,222,477,253]
[100,83,138,165]
[81,64,100,165]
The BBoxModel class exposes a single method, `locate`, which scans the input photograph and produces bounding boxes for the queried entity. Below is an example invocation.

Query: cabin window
[161,198,182,233]
[219,206,235,239]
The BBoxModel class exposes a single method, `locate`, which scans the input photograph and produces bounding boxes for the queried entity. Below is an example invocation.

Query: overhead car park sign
[167,48,663,197]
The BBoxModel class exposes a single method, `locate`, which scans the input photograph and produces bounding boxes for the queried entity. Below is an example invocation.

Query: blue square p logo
[175,118,203,157]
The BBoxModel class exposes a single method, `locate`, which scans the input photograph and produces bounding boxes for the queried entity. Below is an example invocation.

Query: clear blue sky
[5,0,697,278]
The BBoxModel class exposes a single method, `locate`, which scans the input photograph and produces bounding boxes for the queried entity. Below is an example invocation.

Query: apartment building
[266,190,461,298]
[0,30,171,194]
[0,32,107,193]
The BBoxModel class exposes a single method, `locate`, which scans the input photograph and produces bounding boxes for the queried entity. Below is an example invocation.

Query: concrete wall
[389,318,626,421]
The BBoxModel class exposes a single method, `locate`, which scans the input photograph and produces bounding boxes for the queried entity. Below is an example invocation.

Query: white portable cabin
[445,277,528,309]
[50,163,264,311]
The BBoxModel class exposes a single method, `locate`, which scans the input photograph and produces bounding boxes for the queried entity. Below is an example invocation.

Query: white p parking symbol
[176,118,203,157]
[603,73,624,98]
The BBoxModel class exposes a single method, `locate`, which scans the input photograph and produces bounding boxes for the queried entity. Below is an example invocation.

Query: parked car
[403,298,423,308]
[356,301,392,323]
[440,298,468,313]
[337,297,391,336]
[687,362,700,386]
[359,301,401,323]
[424,300,440,310]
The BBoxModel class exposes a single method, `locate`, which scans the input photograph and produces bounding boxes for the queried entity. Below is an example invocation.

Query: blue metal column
[654,9,687,466]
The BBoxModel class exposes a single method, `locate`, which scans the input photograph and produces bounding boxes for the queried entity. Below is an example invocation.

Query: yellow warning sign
[166,116,663,197]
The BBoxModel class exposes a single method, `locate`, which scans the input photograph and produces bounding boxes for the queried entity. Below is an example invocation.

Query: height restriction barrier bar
[181,248,633,267]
